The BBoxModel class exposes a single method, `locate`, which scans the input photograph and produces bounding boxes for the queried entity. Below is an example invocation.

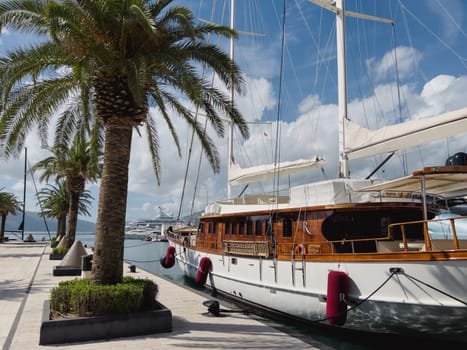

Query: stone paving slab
[0,242,326,350]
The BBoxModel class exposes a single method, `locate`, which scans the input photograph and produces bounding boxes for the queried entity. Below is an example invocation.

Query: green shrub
[50,277,158,318]
[52,247,68,255]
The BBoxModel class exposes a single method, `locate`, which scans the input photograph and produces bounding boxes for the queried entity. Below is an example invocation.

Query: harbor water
[10,232,464,350]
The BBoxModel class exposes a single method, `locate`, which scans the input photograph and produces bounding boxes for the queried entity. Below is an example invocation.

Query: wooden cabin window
[255,220,263,236]
[246,221,253,235]
[239,222,245,235]
[232,222,238,234]
[225,222,231,235]
[212,222,218,234]
[198,223,205,233]
[283,218,292,237]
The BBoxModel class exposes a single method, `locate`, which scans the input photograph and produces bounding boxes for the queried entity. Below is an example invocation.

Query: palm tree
[0,0,248,285]
[37,182,69,240]
[0,191,22,242]
[32,136,101,248]
[36,181,93,241]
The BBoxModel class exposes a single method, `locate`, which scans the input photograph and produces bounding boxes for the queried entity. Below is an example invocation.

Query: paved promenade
[0,241,325,350]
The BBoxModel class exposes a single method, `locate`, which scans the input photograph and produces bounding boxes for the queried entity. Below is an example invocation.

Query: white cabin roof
[202,178,402,216]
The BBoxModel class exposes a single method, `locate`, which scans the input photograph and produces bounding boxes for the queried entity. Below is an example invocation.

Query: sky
[0,0,466,225]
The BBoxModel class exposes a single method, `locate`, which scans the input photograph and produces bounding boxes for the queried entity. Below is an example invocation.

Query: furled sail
[228,157,325,186]
[345,107,467,160]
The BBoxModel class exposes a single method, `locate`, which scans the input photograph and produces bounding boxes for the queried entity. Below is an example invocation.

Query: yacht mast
[336,0,349,178]
[310,0,393,177]
[227,0,235,198]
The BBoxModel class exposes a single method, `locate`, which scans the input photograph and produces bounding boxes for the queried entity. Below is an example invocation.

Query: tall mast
[336,0,349,178]
[227,0,235,198]
[310,0,393,176]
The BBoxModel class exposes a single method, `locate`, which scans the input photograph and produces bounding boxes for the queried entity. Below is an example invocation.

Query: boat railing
[223,240,270,257]
[279,216,467,256]
[388,215,467,251]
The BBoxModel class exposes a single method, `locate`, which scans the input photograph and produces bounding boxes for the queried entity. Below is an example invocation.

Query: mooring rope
[125,258,162,263]
[402,271,467,306]
[345,271,397,313]
[124,240,159,249]
[124,241,164,263]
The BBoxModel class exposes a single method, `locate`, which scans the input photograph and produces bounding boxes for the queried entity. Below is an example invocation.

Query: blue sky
[0,0,466,225]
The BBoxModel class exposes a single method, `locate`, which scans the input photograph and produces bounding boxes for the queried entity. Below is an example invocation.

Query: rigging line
[399,1,467,69]
[272,0,287,199]
[315,3,324,91]
[189,0,228,221]
[352,3,373,148]
[295,0,330,144]
[352,9,392,132]
[391,23,408,176]
[178,106,198,221]
[177,0,220,221]
[190,116,209,223]
[177,102,200,221]
[403,272,467,306]
[397,1,427,83]
[27,159,52,240]
[435,0,467,39]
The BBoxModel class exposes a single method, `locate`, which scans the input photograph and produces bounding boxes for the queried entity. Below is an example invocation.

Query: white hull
[172,243,467,341]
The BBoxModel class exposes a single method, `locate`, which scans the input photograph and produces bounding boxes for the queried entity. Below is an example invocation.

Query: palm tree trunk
[92,117,132,285]
[57,214,67,240]
[64,191,80,248]
[0,214,6,242]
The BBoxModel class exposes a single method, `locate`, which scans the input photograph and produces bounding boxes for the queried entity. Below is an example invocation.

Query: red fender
[160,246,176,268]
[195,257,212,285]
[326,270,349,325]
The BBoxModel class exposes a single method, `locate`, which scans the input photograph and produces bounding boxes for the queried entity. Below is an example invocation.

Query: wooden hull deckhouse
[164,0,467,342]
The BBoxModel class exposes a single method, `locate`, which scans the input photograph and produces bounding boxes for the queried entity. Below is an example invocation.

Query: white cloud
[298,95,321,114]
[417,75,467,116]
[236,77,277,122]
[0,27,9,45]
[367,46,423,82]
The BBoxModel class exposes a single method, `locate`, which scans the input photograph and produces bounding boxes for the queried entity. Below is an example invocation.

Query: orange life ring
[294,243,306,256]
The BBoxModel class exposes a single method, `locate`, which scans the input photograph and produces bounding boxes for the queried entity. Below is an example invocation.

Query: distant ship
[125,207,179,241]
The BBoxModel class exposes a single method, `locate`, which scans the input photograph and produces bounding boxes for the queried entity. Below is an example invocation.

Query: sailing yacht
[164,0,467,341]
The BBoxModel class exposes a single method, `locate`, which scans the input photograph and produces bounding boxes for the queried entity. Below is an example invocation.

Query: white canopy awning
[345,107,467,160]
[358,166,467,198]
[228,157,325,186]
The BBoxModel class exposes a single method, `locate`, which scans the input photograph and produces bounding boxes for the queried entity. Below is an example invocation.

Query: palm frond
[144,116,161,184]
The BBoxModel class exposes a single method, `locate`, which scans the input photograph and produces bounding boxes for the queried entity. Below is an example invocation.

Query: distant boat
[125,207,179,241]
[164,0,467,343]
